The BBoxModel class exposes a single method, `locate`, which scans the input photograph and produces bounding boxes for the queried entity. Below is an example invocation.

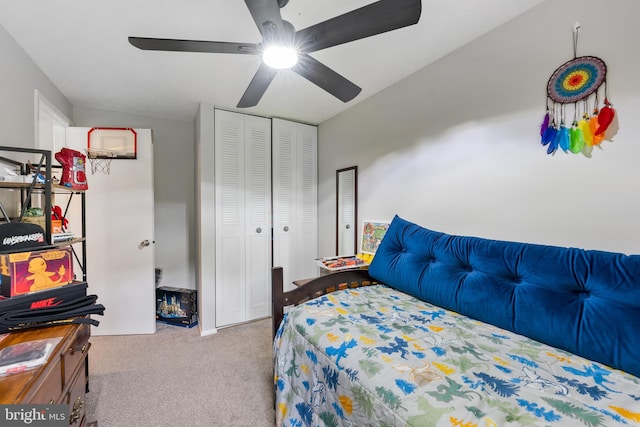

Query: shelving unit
[0,147,93,425]
[0,146,86,281]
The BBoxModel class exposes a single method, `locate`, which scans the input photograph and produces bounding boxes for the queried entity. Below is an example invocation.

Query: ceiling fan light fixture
[129,0,422,107]
[262,45,298,69]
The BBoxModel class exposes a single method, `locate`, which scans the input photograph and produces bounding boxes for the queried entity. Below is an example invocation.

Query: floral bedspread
[273,285,640,427]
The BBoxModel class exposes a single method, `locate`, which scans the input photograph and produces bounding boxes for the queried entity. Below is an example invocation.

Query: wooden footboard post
[272,266,284,339]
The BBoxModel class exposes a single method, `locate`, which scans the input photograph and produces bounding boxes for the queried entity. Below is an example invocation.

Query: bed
[272,215,640,426]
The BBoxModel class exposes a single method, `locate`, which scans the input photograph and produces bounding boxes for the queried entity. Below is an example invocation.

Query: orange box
[0,248,74,297]
[52,219,63,234]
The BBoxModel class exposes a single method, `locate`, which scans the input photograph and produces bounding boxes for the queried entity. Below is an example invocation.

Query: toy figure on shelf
[51,205,68,229]
[55,147,88,190]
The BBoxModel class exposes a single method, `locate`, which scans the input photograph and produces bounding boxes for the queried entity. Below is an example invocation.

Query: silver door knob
[283,226,289,232]
[256,227,262,233]
[138,239,151,249]
[346,224,351,229]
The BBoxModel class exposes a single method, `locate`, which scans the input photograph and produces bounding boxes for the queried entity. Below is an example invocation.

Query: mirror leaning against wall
[336,166,357,256]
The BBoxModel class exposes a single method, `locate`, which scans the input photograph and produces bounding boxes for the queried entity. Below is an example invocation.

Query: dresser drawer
[64,358,87,427]
[25,354,63,404]
[62,323,90,387]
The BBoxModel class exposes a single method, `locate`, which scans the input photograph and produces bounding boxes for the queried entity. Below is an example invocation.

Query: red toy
[55,148,88,190]
[51,205,68,229]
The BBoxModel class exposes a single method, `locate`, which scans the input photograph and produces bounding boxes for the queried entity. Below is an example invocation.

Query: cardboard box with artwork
[0,247,74,297]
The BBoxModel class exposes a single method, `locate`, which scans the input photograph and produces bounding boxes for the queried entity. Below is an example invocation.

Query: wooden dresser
[0,323,91,426]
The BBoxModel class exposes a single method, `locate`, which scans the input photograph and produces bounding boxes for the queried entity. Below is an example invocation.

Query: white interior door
[35,90,70,155]
[273,119,317,291]
[272,119,299,291]
[66,127,155,335]
[244,115,271,321]
[297,124,318,279]
[214,110,271,327]
[215,111,246,327]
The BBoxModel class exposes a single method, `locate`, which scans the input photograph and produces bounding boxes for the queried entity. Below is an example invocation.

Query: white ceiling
[0,0,544,124]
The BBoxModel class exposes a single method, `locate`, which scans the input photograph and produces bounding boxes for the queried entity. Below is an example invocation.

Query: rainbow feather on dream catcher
[540,26,618,157]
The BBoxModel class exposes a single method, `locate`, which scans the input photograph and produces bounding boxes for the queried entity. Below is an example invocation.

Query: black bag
[0,222,47,251]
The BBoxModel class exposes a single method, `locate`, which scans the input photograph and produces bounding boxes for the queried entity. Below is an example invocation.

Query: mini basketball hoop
[86,149,117,175]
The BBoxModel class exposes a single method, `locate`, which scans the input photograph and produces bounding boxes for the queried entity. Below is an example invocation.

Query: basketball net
[86,149,116,175]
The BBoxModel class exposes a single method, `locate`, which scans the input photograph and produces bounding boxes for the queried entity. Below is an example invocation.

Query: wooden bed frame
[271,267,379,338]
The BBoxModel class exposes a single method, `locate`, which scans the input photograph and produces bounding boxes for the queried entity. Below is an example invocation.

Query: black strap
[0,294,104,333]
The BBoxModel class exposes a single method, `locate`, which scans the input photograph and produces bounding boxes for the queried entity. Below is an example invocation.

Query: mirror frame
[336,165,358,255]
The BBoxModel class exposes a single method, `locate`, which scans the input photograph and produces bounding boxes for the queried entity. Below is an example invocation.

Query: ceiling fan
[128,0,422,108]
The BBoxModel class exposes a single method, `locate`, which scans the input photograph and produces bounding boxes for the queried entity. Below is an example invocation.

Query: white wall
[73,106,196,290]
[0,25,72,148]
[318,0,640,256]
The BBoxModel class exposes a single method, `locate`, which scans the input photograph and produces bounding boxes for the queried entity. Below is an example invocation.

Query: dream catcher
[540,25,617,157]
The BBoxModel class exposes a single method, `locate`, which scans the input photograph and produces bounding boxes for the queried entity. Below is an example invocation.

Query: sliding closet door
[215,110,271,327]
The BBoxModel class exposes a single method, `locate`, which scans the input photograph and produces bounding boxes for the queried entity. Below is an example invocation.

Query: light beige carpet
[85,319,275,427]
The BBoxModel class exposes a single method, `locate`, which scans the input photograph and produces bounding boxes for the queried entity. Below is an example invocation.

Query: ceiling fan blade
[244,0,284,37]
[237,63,279,108]
[292,54,361,103]
[295,0,422,53]
[128,37,259,55]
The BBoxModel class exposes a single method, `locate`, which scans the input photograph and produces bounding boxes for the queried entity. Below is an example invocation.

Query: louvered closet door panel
[272,119,299,290]
[215,110,246,327]
[244,115,271,320]
[296,123,318,279]
[273,119,318,291]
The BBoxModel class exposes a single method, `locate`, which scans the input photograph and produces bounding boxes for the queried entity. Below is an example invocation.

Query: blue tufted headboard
[368,215,640,378]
